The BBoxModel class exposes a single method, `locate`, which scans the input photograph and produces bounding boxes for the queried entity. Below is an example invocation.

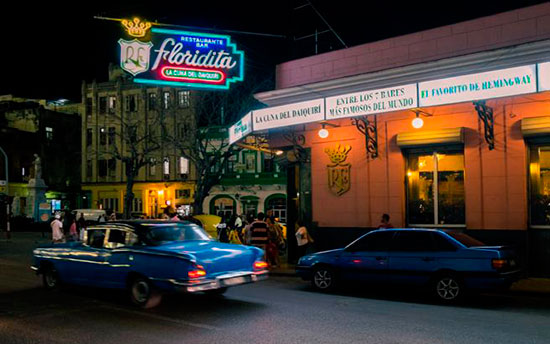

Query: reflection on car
[297,228,521,302]
[32,220,269,308]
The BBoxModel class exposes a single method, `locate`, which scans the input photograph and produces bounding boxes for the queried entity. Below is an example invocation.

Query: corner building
[250,4,550,276]
[81,67,196,218]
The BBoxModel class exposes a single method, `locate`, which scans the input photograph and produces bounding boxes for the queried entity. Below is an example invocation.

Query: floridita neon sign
[118,18,244,90]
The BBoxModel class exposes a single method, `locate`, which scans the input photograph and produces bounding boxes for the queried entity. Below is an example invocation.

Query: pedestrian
[77,212,86,240]
[295,220,313,258]
[217,213,229,243]
[50,213,65,243]
[377,213,393,229]
[243,214,255,244]
[98,214,106,223]
[109,212,116,221]
[250,212,269,259]
[69,218,78,241]
[266,217,281,267]
[170,212,180,221]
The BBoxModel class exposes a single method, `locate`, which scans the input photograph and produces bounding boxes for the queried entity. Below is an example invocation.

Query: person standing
[266,217,281,267]
[77,213,86,241]
[50,214,65,243]
[377,214,393,229]
[217,213,229,243]
[69,218,78,241]
[295,220,313,258]
[250,212,269,259]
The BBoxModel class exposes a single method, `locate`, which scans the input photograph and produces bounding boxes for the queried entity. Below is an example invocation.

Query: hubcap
[132,281,150,303]
[436,277,460,300]
[314,270,332,289]
[45,271,57,287]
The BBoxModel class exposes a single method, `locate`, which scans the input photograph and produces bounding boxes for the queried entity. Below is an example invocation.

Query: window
[163,92,171,109]
[86,97,92,115]
[86,160,92,179]
[45,127,53,140]
[263,153,274,173]
[87,229,106,248]
[98,159,107,177]
[227,154,238,173]
[100,198,119,212]
[86,129,93,147]
[149,158,157,176]
[177,123,189,138]
[433,233,458,251]
[529,145,550,226]
[178,90,190,108]
[406,149,465,226]
[148,93,157,110]
[179,157,189,175]
[213,197,234,218]
[163,157,170,176]
[132,198,143,213]
[125,94,136,112]
[266,196,286,223]
[244,151,256,173]
[347,231,395,252]
[99,127,107,145]
[392,231,435,252]
[108,159,116,178]
[108,127,116,145]
[108,96,116,114]
[106,230,126,249]
[176,189,190,199]
[99,97,107,114]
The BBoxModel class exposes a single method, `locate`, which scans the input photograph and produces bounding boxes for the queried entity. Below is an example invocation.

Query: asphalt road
[1,266,550,344]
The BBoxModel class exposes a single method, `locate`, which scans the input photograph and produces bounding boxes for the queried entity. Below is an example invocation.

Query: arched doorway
[209,195,236,218]
[265,193,287,223]
[240,195,259,217]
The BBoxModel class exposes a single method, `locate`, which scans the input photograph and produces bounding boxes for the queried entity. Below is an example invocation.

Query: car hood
[147,241,262,274]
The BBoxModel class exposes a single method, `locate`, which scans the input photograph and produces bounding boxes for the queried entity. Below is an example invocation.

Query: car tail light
[188,265,206,279]
[253,261,268,270]
[492,259,508,270]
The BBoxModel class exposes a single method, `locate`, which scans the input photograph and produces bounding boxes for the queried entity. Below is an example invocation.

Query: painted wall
[276,3,550,89]
[286,93,548,230]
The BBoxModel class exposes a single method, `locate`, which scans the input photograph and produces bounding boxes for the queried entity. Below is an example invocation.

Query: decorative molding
[350,115,378,159]
[473,101,495,150]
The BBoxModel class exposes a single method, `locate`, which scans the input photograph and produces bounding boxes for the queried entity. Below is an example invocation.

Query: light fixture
[412,114,424,129]
[275,150,284,156]
[318,127,329,138]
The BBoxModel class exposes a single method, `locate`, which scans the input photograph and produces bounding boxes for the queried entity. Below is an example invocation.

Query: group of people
[50,212,89,243]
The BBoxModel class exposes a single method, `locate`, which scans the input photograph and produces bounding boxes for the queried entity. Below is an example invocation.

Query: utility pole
[0,146,9,239]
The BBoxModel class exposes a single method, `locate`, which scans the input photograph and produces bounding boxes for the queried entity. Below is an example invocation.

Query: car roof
[91,220,197,233]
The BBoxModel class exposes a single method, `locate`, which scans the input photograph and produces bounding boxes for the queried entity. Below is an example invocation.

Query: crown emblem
[122,18,152,38]
[325,144,352,165]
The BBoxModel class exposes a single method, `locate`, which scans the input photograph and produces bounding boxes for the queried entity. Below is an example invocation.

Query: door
[339,231,394,283]
[68,227,109,285]
[387,231,439,286]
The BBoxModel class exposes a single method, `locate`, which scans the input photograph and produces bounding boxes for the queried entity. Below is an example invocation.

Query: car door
[387,230,439,286]
[67,227,110,286]
[97,228,135,288]
[339,231,395,283]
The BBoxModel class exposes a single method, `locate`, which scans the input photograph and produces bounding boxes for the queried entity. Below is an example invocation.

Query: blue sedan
[32,220,268,308]
[297,228,522,301]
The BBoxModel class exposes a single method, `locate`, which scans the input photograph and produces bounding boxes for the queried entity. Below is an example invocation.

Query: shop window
[529,145,550,227]
[176,189,190,199]
[406,149,465,226]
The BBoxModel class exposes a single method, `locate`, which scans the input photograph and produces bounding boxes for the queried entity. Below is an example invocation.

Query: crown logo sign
[325,144,352,165]
[122,17,152,38]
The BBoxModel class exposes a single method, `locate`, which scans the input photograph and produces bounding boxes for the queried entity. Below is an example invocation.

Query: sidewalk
[3,232,550,295]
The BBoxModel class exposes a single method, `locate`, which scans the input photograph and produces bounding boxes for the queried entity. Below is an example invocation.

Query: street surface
[1,235,550,344]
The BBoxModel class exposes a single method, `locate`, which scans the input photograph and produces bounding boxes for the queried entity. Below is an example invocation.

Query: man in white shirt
[51,214,65,243]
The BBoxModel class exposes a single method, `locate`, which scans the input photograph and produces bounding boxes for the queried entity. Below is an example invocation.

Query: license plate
[223,276,246,286]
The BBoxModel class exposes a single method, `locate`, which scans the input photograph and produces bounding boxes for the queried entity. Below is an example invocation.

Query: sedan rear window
[144,223,212,246]
[445,231,485,247]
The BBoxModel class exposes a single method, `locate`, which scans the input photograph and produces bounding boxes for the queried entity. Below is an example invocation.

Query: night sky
[2,0,548,101]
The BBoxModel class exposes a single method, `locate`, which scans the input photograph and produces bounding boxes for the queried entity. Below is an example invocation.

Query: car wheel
[42,265,60,290]
[432,274,463,302]
[204,287,228,296]
[312,266,336,292]
[129,277,162,309]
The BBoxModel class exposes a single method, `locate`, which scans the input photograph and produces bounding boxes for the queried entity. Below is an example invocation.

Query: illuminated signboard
[326,84,417,120]
[229,112,253,144]
[419,65,537,107]
[119,18,244,90]
[253,99,325,131]
[538,62,550,91]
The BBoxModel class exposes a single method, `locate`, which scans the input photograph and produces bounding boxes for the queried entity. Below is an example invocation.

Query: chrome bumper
[169,270,269,292]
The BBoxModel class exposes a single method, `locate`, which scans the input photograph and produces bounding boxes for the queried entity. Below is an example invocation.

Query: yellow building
[81,66,196,217]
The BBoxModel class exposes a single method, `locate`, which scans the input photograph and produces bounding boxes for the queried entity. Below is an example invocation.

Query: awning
[397,127,464,148]
[521,116,550,137]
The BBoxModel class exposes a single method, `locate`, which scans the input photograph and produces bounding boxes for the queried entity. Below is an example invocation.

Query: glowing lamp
[318,128,329,138]
[275,150,284,156]
[412,117,424,129]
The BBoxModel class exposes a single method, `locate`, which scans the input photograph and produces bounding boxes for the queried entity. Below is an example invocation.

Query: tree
[167,77,273,215]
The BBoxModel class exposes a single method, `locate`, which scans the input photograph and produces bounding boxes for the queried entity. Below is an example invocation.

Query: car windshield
[143,223,213,246]
[445,231,485,247]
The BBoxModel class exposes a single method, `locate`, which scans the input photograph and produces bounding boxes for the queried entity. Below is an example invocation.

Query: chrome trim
[167,270,269,292]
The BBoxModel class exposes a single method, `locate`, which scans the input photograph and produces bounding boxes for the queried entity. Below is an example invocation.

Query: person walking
[77,212,86,241]
[295,220,313,258]
[50,214,65,243]
[266,217,281,267]
[69,218,78,241]
[250,212,269,259]
[217,213,229,243]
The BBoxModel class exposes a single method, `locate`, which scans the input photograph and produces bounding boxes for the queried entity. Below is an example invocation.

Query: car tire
[129,277,162,309]
[312,266,336,292]
[431,274,464,303]
[42,265,60,290]
[204,287,228,296]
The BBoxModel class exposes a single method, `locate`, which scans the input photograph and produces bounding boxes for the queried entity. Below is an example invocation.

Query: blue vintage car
[32,220,268,308]
[297,228,522,301]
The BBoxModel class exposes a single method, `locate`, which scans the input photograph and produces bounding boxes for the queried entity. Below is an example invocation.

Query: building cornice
[255,39,550,107]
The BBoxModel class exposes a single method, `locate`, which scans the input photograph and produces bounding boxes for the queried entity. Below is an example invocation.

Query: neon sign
[119,20,244,90]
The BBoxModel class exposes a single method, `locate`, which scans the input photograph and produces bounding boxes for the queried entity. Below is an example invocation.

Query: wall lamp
[318,121,339,138]
[411,109,433,129]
